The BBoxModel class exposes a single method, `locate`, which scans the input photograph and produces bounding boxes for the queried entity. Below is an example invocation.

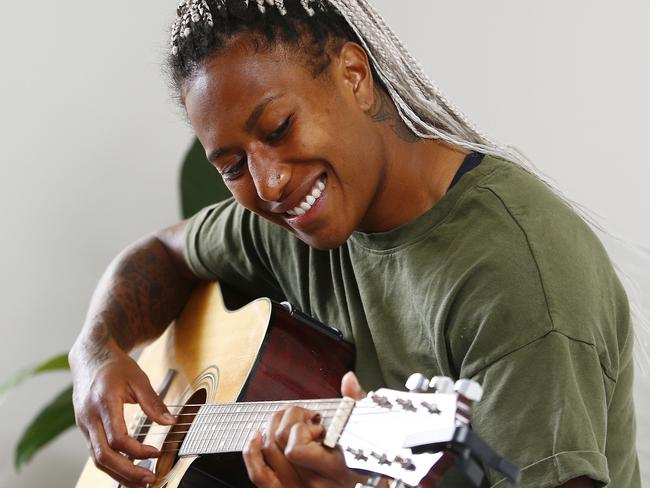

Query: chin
[297,230,350,251]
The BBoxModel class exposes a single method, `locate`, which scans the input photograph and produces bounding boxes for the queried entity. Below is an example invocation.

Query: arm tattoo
[369,88,420,143]
[90,242,191,355]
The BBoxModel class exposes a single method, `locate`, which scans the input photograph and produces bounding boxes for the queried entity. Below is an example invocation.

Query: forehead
[183,37,330,130]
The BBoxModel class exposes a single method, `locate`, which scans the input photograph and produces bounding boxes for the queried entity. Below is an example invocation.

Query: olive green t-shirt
[184,156,639,487]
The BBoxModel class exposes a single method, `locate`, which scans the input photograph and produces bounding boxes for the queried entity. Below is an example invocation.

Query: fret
[233,404,246,453]
[196,404,210,455]
[212,403,228,453]
[225,403,238,452]
[179,399,344,457]
[205,404,220,454]
[214,403,227,453]
[226,403,238,452]
[236,403,254,451]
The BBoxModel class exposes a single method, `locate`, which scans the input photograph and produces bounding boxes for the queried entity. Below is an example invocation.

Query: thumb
[133,376,176,425]
[341,371,366,400]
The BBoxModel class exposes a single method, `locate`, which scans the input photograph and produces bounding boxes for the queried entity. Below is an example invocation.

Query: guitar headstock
[334,375,482,487]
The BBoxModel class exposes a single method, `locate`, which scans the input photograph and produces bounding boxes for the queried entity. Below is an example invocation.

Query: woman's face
[183,37,386,250]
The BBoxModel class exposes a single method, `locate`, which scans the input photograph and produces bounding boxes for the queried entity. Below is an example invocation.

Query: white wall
[0,1,647,487]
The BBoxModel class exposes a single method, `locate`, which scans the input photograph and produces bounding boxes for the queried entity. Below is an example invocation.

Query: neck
[178,398,343,457]
[359,130,469,233]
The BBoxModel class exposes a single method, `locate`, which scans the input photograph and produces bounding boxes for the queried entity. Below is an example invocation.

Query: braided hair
[168,1,372,97]
[167,0,510,162]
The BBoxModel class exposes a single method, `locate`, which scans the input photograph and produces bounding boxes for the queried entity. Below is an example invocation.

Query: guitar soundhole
[155,388,208,480]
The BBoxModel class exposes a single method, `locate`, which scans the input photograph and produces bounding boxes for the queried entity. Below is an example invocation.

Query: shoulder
[442,157,630,378]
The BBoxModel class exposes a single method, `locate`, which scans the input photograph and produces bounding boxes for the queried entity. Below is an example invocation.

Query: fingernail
[162,413,176,423]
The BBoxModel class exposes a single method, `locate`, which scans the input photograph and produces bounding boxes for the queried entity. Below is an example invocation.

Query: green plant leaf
[15,384,75,470]
[0,353,69,405]
[180,137,232,218]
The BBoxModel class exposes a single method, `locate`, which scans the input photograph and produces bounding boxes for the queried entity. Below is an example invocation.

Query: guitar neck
[178,398,343,457]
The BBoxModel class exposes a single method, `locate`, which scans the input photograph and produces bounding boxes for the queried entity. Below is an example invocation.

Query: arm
[69,221,201,488]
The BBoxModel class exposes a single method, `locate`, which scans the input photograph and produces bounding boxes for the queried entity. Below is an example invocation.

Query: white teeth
[287,176,327,218]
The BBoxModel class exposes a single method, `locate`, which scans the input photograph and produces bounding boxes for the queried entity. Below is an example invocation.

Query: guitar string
[136,410,429,443]
[165,405,377,417]
[134,406,427,436]
[162,398,345,408]
[156,425,420,459]
[135,404,382,420]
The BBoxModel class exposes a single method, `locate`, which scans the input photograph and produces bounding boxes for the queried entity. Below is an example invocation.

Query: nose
[248,146,291,203]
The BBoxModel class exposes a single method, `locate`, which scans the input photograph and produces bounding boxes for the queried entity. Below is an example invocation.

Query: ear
[335,42,375,111]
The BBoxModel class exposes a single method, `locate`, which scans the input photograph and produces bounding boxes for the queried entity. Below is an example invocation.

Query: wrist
[69,332,122,373]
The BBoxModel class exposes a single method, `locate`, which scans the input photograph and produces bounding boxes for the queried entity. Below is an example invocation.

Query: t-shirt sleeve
[184,199,285,301]
[468,331,611,487]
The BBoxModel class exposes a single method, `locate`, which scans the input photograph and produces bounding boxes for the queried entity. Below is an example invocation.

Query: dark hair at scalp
[167,0,382,100]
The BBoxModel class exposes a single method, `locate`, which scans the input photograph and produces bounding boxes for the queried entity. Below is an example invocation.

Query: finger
[274,406,320,450]
[87,421,157,487]
[260,414,306,487]
[284,423,357,483]
[84,421,147,488]
[132,376,176,426]
[100,397,161,460]
[262,415,298,475]
[243,431,282,488]
[341,371,366,400]
[265,408,285,450]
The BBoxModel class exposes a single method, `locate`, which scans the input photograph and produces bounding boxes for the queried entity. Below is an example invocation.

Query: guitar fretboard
[178,399,343,457]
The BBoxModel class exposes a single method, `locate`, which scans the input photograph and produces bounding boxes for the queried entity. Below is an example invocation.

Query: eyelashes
[221,158,246,181]
[220,116,294,181]
[266,116,292,143]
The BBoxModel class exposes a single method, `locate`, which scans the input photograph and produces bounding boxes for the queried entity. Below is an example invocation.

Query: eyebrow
[207,93,285,162]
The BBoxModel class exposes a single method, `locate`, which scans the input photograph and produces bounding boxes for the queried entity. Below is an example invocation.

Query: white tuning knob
[430,376,454,394]
[390,481,407,488]
[454,379,483,402]
[405,373,430,392]
[355,474,382,488]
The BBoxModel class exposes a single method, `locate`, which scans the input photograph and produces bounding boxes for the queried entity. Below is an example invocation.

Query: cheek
[226,179,257,208]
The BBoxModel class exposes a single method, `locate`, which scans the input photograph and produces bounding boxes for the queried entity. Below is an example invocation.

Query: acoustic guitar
[75,282,519,488]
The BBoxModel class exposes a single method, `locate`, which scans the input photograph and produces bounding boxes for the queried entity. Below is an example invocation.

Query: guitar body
[75,282,355,488]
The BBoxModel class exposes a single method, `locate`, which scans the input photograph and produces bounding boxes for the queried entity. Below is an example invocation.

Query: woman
[69,1,639,487]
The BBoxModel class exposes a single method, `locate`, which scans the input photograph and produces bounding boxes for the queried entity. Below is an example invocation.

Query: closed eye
[221,157,246,181]
[266,116,292,143]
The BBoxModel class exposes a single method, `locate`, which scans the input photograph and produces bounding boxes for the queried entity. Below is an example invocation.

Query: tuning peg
[454,379,483,402]
[355,474,382,488]
[405,373,430,392]
[430,376,454,394]
[390,481,407,488]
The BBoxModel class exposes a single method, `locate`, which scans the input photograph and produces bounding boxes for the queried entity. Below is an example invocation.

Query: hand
[70,342,176,488]
[243,372,377,488]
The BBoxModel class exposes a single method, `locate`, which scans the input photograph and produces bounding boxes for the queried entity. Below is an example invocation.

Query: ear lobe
[338,42,375,111]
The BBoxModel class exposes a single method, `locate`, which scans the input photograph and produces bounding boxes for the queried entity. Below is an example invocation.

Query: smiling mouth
[286,175,327,217]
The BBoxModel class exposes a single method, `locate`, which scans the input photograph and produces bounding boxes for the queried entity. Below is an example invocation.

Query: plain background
[0,1,648,487]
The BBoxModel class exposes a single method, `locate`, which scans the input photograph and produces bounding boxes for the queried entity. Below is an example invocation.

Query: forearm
[70,232,198,365]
